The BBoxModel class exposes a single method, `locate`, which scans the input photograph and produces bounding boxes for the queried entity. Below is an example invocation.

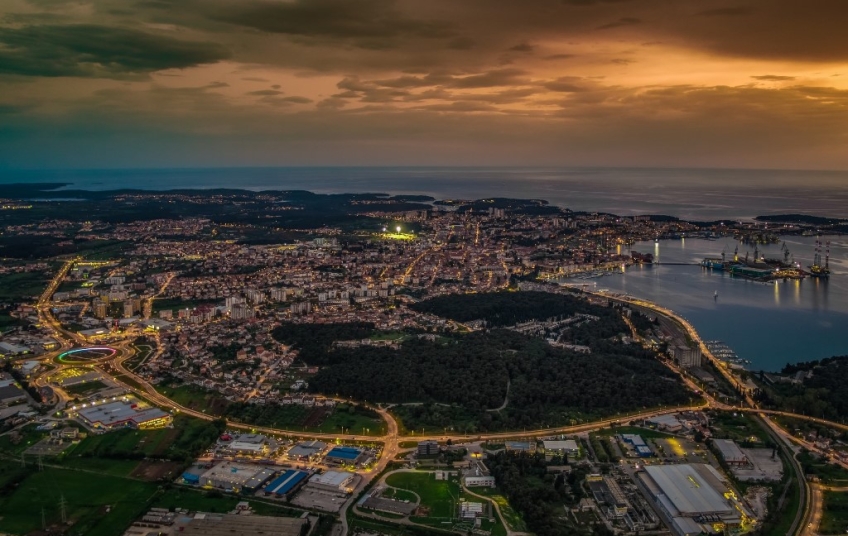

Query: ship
[808,234,831,278]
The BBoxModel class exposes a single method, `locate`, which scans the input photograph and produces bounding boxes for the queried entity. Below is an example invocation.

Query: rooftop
[643,464,732,516]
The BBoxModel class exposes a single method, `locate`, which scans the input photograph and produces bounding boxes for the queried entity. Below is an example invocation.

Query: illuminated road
[31,262,848,536]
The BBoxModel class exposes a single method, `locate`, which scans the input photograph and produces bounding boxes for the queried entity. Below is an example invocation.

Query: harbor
[699,241,810,282]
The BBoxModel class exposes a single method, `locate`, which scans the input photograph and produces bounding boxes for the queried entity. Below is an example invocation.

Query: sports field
[385,472,460,518]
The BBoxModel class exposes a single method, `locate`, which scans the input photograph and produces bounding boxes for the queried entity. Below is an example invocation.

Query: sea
[3,166,847,370]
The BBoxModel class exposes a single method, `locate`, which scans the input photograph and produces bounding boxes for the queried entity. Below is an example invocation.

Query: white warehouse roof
[643,464,732,516]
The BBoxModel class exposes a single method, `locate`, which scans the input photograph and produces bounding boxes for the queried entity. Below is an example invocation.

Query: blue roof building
[264,469,308,496]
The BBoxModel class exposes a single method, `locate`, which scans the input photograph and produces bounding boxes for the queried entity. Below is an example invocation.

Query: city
[1,188,847,536]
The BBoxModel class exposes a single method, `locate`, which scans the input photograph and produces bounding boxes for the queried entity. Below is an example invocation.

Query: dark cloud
[447,37,475,50]
[596,17,641,29]
[562,0,635,5]
[752,75,796,81]
[248,89,283,96]
[543,77,589,92]
[696,7,752,17]
[208,0,453,44]
[543,54,576,60]
[0,24,228,78]
[509,42,535,53]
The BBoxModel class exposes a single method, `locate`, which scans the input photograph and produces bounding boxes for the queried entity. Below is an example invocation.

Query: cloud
[543,54,576,60]
[208,0,453,44]
[248,89,284,96]
[596,17,641,30]
[562,0,635,5]
[696,7,752,17]
[508,42,535,53]
[0,24,228,78]
[752,75,796,81]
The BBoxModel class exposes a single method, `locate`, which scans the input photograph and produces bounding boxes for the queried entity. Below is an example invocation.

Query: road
[29,262,847,536]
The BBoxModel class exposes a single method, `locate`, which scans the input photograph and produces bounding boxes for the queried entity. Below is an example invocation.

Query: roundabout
[56,346,118,365]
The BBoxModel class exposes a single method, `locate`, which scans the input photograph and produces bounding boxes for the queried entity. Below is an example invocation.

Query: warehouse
[199,462,275,493]
[76,398,172,430]
[622,434,653,457]
[307,471,355,493]
[543,440,580,457]
[638,464,746,536]
[713,439,749,466]
[287,440,326,460]
[263,469,309,497]
[324,446,365,465]
[223,434,275,456]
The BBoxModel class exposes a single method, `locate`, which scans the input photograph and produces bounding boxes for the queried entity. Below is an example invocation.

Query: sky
[1,0,847,169]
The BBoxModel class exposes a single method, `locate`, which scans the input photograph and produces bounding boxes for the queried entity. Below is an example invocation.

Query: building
[505,441,535,453]
[0,342,31,357]
[460,501,484,519]
[638,464,746,536]
[75,398,172,430]
[671,345,701,368]
[199,462,275,493]
[224,434,275,456]
[307,470,354,493]
[418,440,439,456]
[622,434,653,457]
[647,414,684,433]
[543,440,580,457]
[324,446,365,465]
[463,476,496,488]
[713,439,749,466]
[0,384,27,406]
[287,440,326,460]
[163,512,306,536]
[263,469,309,497]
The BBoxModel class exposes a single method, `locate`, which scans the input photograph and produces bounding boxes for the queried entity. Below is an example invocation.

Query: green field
[821,491,848,535]
[0,271,50,300]
[382,487,419,502]
[67,414,223,463]
[385,472,460,518]
[157,383,385,435]
[0,460,157,536]
[64,380,109,396]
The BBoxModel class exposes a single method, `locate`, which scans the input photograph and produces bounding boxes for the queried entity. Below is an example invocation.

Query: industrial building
[713,439,749,466]
[324,446,366,465]
[287,440,326,460]
[307,470,355,493]
[222,433,275,456]
[75,397,172,430]
[263,469,309,497]
[621,434,653,457]
[0,384,27,406]
[638,464,748,536]
[199,462,275,493]
[542,439,580,457]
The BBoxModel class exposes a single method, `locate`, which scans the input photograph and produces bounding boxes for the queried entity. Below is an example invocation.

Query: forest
[756,356,848,420]
[306,329,693,432]
[409,290,623,328]
[486,451,613,536]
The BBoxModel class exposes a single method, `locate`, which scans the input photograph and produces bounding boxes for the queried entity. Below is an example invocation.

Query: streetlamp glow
[396,226,401,233]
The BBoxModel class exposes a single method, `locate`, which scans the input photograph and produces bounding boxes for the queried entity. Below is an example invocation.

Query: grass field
[0,460,158,536]
[382,487,419,502]
[821,491,848,535]
[67,414,221,463]
[385,472,460,518]
[157,383,384,435]
[63,380,109,396]
[0,271,50,300]
[151,487,301,517]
